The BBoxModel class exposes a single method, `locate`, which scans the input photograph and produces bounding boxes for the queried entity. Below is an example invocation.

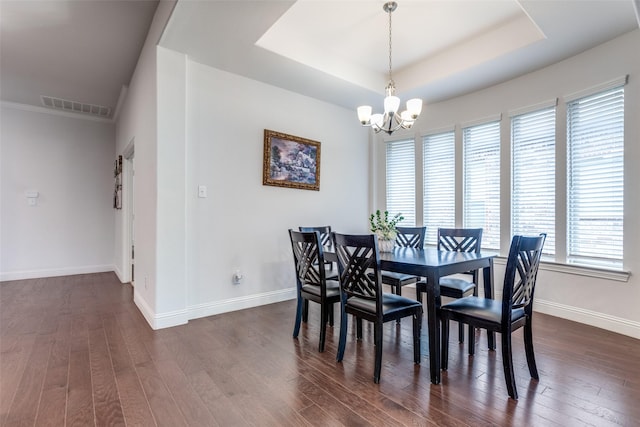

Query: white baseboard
[113,265,125,283]
[0,264,114,282]
[188,287,297,321]
[534,299,640,339]
[133,289,189,330]
[133,287,296,330]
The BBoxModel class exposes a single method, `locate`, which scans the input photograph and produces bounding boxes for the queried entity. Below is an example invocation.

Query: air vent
[41,95,111,118]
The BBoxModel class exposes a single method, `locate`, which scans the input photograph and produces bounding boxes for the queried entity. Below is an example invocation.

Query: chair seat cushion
[439,277,476,297]
[301,280,340,298]
[373,271,419,287]
[347,293,422,317]
[441,296,525,324]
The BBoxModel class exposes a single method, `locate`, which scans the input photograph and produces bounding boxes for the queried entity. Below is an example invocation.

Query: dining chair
[289,229,341,352]
[440,233,546,400]
[378,226,426,297]
[299,226,336,273]
[416,227,482,348]
[332,232,422,383]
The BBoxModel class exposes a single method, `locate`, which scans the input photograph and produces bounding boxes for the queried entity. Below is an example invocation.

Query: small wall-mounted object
[26,190,39,206]
[113,155,123,209]
[232,270,243,285]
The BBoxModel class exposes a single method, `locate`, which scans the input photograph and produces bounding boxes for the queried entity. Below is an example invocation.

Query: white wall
[116,1,370,328]
[0,106,115,280]
[114,1,175,325]
[373,29,640,338]
[182,59,370,322]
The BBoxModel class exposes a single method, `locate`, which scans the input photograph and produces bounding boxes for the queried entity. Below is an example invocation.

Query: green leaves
[369,209,404,240]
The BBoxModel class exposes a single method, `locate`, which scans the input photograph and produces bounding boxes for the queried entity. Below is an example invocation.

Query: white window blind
[463,121,500,250]
[423,131,455,245]
[386,139,415,226]
[511,107,556,255]
[567,86,624,268]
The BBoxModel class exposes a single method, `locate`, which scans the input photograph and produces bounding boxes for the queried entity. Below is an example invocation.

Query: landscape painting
[263,129,321,191]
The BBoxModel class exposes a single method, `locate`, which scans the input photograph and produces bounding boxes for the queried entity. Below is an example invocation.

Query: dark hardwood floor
[1,272,639,426]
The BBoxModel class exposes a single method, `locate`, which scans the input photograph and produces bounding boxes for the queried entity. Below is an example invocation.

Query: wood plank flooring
[1,272,639,426]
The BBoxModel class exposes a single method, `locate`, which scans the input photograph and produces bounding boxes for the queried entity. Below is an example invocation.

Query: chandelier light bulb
[384,95,400,115]
[357,105,373,124]
[406,98,423,119]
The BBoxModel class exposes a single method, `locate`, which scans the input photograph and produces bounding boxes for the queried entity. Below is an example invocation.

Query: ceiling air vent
[41,95,111,118]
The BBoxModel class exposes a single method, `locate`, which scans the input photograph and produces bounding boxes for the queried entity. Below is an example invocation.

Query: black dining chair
[289,229,341,352]
[440,233,546,400]
[332,232,422,383]
[299,226,336,274]
[378,226,426,297]
[416,227,482,347]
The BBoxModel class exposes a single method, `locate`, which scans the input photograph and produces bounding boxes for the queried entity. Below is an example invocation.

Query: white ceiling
[0,0,159,118]
[1,0,638,120]
[160,0,639,111]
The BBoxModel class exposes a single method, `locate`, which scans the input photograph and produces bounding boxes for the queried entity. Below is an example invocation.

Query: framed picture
[263,129,321,191]
[113,155,122,209]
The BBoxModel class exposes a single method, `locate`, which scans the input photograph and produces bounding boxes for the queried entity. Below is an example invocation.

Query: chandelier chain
[388,5,393,84]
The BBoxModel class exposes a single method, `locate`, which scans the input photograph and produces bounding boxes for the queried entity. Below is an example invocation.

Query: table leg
[483,259,496,350]
[425,270,441,384]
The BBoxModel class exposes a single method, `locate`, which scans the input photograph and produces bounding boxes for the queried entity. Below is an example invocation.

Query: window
[567,86,624,268]
[423,131,455,245]
[511,106,556,255]
[463,121,500,250]
[386,139,415,226]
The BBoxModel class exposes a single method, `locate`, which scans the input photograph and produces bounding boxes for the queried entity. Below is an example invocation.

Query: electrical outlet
[232,270,243,285]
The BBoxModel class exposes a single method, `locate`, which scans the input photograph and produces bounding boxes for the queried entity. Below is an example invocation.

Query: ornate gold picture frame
[263,129,320,191]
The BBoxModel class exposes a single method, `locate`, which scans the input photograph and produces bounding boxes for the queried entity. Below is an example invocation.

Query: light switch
[198,185,207,198]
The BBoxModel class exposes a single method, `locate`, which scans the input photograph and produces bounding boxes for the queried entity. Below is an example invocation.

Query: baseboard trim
[0,265,115,282]
[133,290,189,330]
[535,299,640,339]
[188,287,297,321]
[133,288,296,330]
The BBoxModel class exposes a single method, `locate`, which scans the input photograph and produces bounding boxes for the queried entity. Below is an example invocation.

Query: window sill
[492,257,631,282]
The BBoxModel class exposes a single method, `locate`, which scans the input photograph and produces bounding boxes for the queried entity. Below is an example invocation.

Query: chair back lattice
[289,230,327,291]
[299,226,332,249]
[332,233,381,302]
[437,228,483,253]
[503,233,546,317]
[395,226,426,248]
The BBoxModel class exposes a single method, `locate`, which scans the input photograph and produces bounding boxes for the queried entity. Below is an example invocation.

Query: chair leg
[319,304,327,353]
[336,302,348,362]
[293,296,303,338]
[374,321,383,383]
[328,303,334,327]
[302,299,309,322]
[356,317,363,340]
[524,317,539,379]
[416,287,424,305]
[441,316,450,370]
[468,323,476,356]
[501,332,518,400]
[458,321,465,343]
[413,311,422,364]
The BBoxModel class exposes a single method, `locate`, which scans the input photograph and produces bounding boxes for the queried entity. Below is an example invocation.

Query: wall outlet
[232,270,243,285]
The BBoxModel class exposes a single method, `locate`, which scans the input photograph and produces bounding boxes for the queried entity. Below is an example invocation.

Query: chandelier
[357,1,422,135]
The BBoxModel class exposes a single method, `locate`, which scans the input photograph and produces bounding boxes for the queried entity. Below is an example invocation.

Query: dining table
[326,245,496,385]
